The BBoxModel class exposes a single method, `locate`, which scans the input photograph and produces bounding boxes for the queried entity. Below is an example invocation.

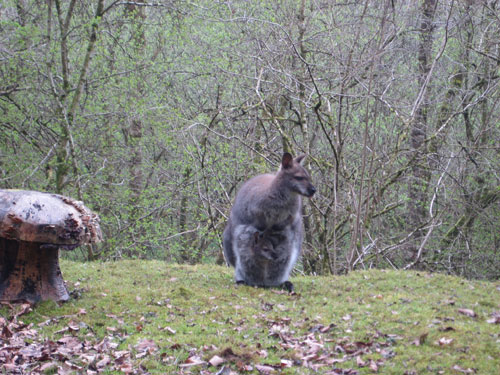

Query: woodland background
[1,0,499,279]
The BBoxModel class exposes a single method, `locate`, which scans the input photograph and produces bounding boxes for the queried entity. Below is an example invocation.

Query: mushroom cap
[0,189,102,246]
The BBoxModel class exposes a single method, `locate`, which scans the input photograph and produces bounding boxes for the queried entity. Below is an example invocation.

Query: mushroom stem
[0,239,69,303]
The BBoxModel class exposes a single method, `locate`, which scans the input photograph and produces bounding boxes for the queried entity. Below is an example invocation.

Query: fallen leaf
[255,364,276,373]
[113,350,131,364]
[179,355,205,367]
[96,355,111,368]
[14,303,33,318]
[67,320,80,332]
[412,332,428,346]
[261,302,274,311]
[164,326,176,334]
[451,364,476,373]
[439,326,455,332]
[64,360,83,371]
[119,362,134,373]
[356,356,367,367]
[487,312,500,324]
[437,337,453,346]
[458,308,476,318]
[57,336,83,350]
[134,338,158,354]
[18,344,42,359]
[320,323,336,333]
[79,354,96,364]
[1,325,13,339]
[257,349,268,358]
[209,355,225,367]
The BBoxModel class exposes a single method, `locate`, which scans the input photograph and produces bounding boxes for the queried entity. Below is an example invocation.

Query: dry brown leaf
[96,355,111,368]
[487,312,500,324]
[67,320,80,332]
[179,355,205,367]
[356,355,367,367]
[458,308,476,318]
[437,337,453,346]
[320,323,336,333]
[255,364,277,373]
[134,338,158,354]
[209,355,225,367]
[451,364,476,373]
[164,326,176,334]
[412,332,428,346]
[119,362,134,373]
[280,359,293,368]
[1,325,13,339]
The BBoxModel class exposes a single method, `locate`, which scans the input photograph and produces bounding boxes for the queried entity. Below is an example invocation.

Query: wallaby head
[252,231,275,260]
[278,153,316,198]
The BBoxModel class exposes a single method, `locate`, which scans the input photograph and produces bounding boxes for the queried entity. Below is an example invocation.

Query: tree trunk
[0,240,69,303]
[124,2,145,257]
[407,0,436,263]
[53,0,104,194]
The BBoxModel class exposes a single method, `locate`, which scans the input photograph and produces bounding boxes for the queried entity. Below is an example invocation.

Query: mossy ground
[1,260,499,374]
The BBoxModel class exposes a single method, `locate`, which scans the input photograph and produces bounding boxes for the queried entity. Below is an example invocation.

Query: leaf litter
[2,265,500,374]
[0,302,155,374]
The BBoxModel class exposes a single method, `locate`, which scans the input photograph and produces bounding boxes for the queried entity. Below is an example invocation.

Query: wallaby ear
[295,154,306,164]
[282,153,293,169]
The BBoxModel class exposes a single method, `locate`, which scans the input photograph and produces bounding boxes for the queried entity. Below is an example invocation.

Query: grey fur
[223,153,316,289]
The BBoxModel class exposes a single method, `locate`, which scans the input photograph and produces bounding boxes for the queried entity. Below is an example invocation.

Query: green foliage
[0,0,499,277]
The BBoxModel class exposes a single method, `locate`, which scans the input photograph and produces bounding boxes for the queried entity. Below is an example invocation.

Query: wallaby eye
[295,176,305,181]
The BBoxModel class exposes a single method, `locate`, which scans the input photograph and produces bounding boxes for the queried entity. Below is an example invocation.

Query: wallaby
[251,231,276,261]
[223,153,316,291]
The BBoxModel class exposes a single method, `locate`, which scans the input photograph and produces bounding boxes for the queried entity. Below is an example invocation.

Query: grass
[2,260,500,374]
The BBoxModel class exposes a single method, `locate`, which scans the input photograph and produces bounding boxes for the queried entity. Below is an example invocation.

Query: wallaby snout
[291,178,316,198]
[306,184,316,198]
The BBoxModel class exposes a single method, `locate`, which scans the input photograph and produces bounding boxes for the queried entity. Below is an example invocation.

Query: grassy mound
[1,260,499,374]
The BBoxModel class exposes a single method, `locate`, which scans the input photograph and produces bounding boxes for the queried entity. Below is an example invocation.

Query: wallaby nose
[308,185,317,197]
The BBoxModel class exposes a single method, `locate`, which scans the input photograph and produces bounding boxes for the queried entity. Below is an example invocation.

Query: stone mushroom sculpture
[0,189,102,303]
